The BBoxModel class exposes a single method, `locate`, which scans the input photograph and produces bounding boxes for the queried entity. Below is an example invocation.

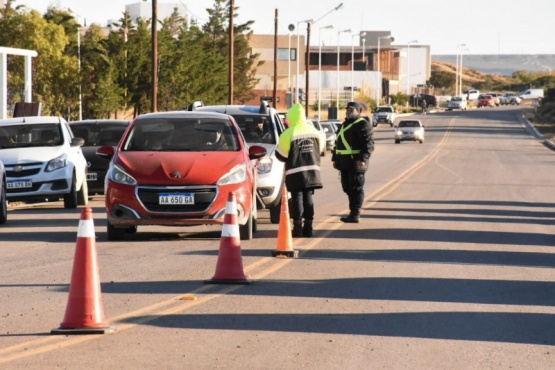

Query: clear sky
[14,0,555,55]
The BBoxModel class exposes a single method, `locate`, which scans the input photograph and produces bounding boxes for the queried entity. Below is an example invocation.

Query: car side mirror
[248,145,267,160]
[71,137,85,147]
[97,145,115,159]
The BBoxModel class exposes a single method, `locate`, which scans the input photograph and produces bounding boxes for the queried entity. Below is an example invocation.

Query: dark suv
[410,94,437,108]
[191,101,287,224]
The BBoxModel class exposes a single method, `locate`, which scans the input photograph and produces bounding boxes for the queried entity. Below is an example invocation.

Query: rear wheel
[395,139,400,144]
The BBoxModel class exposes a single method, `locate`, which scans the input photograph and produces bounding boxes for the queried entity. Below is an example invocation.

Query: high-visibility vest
[335,117,364,155]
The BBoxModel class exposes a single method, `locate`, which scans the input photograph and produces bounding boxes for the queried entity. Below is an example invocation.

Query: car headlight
[257,157,272,174]
[108,163,137,185]
[218,163,247,185]
[395,130,402,136]
[46,153,68,172]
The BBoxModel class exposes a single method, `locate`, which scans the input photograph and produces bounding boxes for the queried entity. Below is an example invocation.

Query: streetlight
[455,43,466,97]
[295,18,313,103]
[406,40,418,95]
[377,35,394,104]
[336,29,351,108]
[288,25,295,94]
[350,33,363,101]
[318,25,334,120]
[459,47,470,97]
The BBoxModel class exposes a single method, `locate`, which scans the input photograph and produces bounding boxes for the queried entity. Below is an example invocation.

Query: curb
[520,114,555,151]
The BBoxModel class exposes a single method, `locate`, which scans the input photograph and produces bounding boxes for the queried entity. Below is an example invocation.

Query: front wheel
[64,176,78,209]
[270,202,281,224]
[0,181,7,224]
[107,221,126,241]
[239,209,254,241]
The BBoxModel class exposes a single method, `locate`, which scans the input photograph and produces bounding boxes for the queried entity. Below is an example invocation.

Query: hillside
[432,61,514,86]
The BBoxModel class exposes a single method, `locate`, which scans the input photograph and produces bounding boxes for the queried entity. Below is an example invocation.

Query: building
[125,2,189,25]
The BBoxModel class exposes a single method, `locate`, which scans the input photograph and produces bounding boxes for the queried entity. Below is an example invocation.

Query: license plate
[159,193,194,205]
[7,180,32,189]
[87,173,98,181]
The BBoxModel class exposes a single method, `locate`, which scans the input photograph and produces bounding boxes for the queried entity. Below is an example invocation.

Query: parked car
[0,116,88,208]
[0,159,6,224]
[447,96,468,111]
[518,89,544,100]
[193,101,287,224]
[477,94,495,108]
[499,92,521,105]
[306,118,327,156]
[372,105,396,127]
[69,119,130,195]
[320,121,338,150]
[394,119,425,144]
[486,92,501,106]
[98,111,267,241]
[409,94,438,109]
[464,89,480,102]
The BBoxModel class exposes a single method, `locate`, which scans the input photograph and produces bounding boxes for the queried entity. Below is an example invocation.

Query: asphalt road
[1,106,555,369]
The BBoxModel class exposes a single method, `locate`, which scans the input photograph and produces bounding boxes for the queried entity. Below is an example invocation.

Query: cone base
[51,326,116,335]
[272,250,299,258]
[204,278,253,285]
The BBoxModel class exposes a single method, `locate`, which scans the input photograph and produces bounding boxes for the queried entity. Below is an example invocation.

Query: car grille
[137,186,218,213]
[5,162,43,178]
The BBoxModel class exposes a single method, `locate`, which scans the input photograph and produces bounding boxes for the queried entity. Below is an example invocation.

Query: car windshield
[122,117,239,152]
[398,121,420,128]
[232,115,276,144]
[452,97,463,101]
[376,107,393,113]
[71,124,127,146]
[0,123,63,149]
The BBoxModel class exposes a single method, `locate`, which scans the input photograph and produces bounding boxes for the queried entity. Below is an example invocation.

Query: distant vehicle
[500,92,521,105]
[447,96,467,111]
[193,101,287,224]
[0,116,88,208]
[0,159,6,224]
[394,119,425,144]
[320,121,337,150]
[477,94,495,108]
[306,118,327,156]
[69,119,130,195]
[410,94,438,109]
[486,92,501,106]
[98,110,267,241]
[518,89,544,100]
[464,89,480,102]
[372,105,396,127]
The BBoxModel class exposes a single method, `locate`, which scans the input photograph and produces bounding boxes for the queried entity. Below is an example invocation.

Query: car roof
[0,116,65,125]
[69,119,130,126]
[196,105,274,116]
[134,111,232,121]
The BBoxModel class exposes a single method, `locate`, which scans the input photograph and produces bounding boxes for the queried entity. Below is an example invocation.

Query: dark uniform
[331,102,374,223]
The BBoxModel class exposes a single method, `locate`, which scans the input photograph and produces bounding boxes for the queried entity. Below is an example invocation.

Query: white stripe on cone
[77,219,95,238]
[222,198,239,237]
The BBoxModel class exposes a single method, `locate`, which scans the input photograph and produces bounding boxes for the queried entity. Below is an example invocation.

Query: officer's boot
[340,210,360,223]
[302,219,313,237]
[292,220,303,237]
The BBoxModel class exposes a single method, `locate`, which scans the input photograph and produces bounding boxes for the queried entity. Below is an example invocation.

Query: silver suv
[192,101,286,223]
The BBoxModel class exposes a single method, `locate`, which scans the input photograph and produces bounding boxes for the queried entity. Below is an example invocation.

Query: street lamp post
[336,29,351,108]
[295,18,313,104]
[318,25,334,120]
[459,47,470,96]
[350,33,360,101]
[406,40,418,95]
[455,43,466,97]
[377,35,394,104]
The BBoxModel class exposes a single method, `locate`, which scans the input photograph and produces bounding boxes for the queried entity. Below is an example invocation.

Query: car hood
[115,151,243,185]
[0,146,65,165]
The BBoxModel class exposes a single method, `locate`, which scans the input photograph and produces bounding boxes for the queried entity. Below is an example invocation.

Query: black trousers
[340,170,366,214]
[290,189,315,222]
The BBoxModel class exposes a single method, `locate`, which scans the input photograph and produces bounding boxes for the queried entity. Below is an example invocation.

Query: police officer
[276,103,324,237]
[332,102,374,223]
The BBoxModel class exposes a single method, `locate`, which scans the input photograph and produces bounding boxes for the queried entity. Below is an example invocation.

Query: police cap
[346,102,363,112]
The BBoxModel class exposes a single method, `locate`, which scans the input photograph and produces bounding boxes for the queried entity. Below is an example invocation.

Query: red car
[477,94,495,108]
[97,111,266,241]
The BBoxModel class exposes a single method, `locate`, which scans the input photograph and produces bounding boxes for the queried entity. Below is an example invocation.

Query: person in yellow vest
[276,103,324,237]
[331,102,374,223]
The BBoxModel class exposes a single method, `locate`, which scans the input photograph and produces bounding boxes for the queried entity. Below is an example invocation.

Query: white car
[394,119,425,144]
[0,116,88,208]
[306,118,327,157]
[447,96,467,111]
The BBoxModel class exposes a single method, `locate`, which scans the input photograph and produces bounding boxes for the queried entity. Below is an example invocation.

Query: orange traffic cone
[51,207,115,335]
[272,186,298,258]
[205,192,252,285]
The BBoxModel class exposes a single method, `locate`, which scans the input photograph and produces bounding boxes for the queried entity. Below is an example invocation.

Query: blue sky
[16,0,555,55]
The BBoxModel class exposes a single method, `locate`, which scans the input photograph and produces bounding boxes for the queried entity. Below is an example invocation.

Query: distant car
[372,105,396,127]
[486,92,501,106]
[0,159,6,224]
[410,94,438,109]
[98,111,267,241]
[320,121,337,150]
[193,101,287,224]
[394,119,425,144]
[69,119,130,195]
[447,96,467,111]
[0,116,88,208]
[306,118,327,156]
[477,94,495,108]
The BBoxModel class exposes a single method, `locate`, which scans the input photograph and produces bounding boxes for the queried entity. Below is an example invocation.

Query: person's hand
[332,161,337,169]
[355,160,367,170]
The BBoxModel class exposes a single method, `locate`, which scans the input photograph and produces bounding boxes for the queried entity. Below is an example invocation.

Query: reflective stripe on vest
[335,117,364,155]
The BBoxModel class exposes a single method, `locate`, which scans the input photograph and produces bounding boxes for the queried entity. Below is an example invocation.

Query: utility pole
[228,0,234,104]
[273,9,278,107]
[151,0,158,112]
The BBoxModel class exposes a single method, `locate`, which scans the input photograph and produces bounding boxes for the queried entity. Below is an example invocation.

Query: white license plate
[7,180,32,189]
[87,173,98,181]
[159,193,194,205]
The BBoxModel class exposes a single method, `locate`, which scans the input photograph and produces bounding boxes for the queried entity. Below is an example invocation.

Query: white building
[125,2,189,24]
